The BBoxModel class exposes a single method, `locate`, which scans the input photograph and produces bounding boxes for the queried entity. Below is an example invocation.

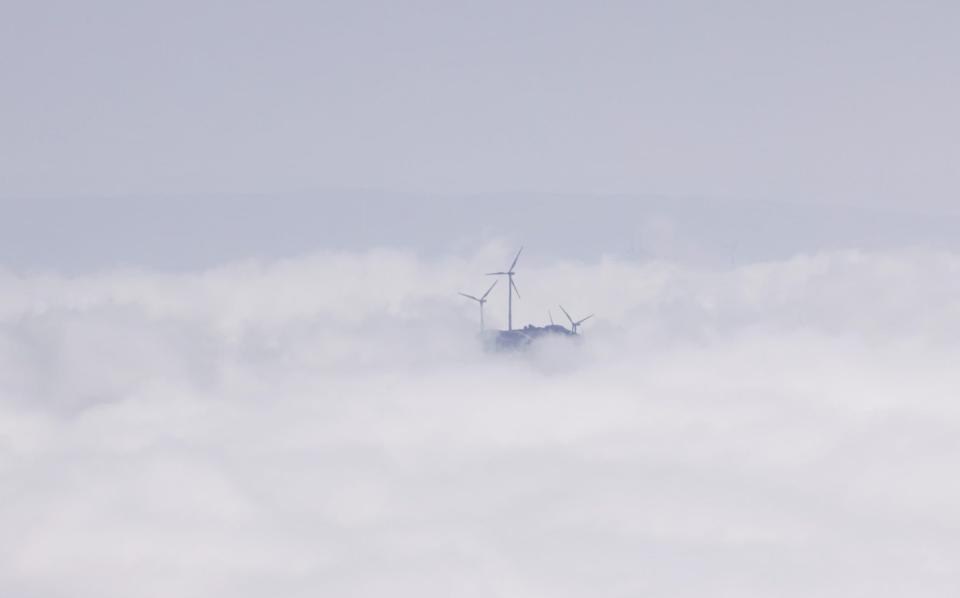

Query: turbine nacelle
[459,279,497,305]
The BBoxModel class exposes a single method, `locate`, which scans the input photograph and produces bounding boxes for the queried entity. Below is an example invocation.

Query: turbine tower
[559,305,594,334]
[459,280,498,332]
[487,247,523,331]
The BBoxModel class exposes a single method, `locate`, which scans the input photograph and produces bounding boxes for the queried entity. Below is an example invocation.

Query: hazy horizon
[5,188,960,273]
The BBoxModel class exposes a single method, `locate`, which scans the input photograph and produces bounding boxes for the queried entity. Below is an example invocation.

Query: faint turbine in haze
[559,305,594,334]
[459,280,498,332]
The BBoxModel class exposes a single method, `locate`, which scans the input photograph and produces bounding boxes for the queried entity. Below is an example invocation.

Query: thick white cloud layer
[2,246,960,596]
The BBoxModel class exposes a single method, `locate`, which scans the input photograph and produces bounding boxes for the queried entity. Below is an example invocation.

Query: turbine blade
[549,310,554,325]
[459,292,480,302]
[508,246,524,272]
[510,278,521,299]
[481,279,498,300]
[576,314,594,325]
[559,305,575,326]
[486,272,507,276]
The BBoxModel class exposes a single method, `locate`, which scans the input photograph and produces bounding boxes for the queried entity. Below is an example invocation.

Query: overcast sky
[6,4,960,596]
[3,0,960,207]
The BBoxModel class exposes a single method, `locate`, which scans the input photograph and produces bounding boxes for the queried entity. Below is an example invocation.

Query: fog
[3,245,960,596]
[5,0,960,593]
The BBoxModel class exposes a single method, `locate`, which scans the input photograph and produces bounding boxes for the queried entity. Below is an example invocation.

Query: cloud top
[2,246,960,596]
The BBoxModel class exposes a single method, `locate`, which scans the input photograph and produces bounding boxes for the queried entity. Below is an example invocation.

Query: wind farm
[460,247,594,350]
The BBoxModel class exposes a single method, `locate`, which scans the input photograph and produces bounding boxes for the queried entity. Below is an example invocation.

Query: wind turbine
[459,280,498,332]
[559,305,594,334]
[486,246,523,331]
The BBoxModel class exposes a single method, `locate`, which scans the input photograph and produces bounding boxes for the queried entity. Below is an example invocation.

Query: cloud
[1,246,960,596]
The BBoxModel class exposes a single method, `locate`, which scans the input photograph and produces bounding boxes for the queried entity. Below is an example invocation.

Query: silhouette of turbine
[486,246,523,331]
[559,305,594,334]
[459,280,498,332]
